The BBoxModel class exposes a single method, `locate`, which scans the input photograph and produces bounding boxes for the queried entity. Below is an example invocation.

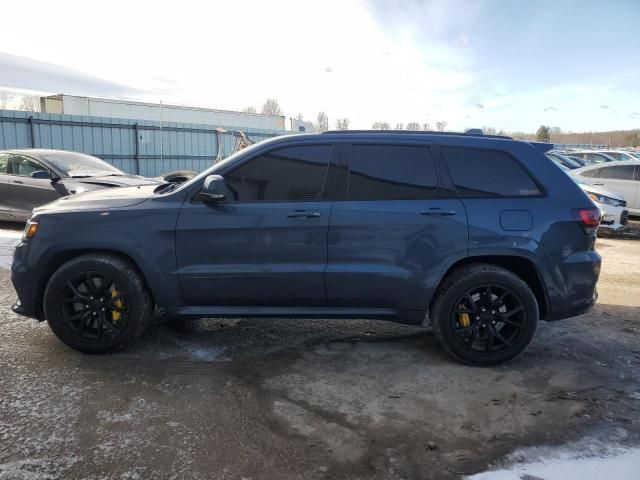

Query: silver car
[571,160,640,216]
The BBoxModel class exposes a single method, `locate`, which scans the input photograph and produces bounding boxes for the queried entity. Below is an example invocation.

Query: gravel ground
[0,221,639,479]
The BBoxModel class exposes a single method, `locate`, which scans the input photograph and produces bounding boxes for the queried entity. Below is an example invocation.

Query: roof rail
[322,129,512,139]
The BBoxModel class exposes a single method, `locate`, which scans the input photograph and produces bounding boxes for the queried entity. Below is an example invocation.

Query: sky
[0,0,638,132]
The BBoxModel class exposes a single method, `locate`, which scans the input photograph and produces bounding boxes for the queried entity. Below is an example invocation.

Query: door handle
[287,210,321,218]
[592,183,604,186]
[420,208,456,216]
[12,180,23,184]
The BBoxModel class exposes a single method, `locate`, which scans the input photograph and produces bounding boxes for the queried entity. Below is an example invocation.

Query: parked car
[575,181,628,231]
[0,149,196,222]
[546,152,583,169]
[552,162,628,231]
[571,160,640,216]
[568,151,618,165]
[592,150,639,161]
[11,131,602,365]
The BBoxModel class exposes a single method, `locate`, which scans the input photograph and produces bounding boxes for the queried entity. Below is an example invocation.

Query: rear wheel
[431,264,538,365]
[43,254,153,353]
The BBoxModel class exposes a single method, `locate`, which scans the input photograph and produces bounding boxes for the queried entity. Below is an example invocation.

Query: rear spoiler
[528,141,554,153]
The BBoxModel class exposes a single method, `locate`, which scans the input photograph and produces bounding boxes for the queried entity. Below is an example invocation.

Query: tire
[43,254,154,354]
[431,263,539,366]
[161,170,198,183]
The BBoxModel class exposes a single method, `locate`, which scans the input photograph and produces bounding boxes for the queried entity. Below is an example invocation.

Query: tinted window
[579,168,601,178]
[442,147,541,197]
[346,144,436,200]
[0,154,8,174]
[225,145,331,202]
[599,165,636,180]
[10,155,48,177]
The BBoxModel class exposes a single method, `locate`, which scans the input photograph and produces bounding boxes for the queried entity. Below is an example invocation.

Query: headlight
[23,220,39,239]
[587,192,624,206]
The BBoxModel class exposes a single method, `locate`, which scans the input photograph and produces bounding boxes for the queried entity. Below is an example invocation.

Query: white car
[576,182,628,231]
[571,160,640,216]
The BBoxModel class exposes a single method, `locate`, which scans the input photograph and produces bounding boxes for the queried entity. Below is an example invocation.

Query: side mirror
[200,174,226,202]
[30,170,51,179]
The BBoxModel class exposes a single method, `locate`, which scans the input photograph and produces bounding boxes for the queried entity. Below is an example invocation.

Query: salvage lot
[0,222,639,479]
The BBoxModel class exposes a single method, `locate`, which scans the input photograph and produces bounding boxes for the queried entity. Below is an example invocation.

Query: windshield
[39,151,124,178]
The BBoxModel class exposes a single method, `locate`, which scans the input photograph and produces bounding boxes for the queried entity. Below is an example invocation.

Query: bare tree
[261,98,282,116]
[483,126,497,135]
[0,91,14,109]
[335,118,349,130]
[316,111,329,132]
[372,122,390,130]
[395,123,404,130]
[19,95,41,112]
[550,126,562,142]
[422,123,431,131]
[296,112,304,121]
[242,106,257,113]
[435,121,448,132]
[406,122,420,131]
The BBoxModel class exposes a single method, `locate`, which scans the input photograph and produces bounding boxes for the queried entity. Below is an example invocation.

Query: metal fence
[0,109,290,177]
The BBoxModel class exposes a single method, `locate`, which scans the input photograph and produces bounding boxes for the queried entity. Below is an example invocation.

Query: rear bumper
[544,250,601,322]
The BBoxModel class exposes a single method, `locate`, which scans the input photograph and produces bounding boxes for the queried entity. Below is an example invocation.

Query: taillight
[572,208,601,233]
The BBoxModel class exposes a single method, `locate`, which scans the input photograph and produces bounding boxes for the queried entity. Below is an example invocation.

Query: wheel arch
[429,255,549,321]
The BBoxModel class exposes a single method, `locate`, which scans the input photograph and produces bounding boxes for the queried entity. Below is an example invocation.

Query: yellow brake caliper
[458,311,471,327]
[111,287,125,323]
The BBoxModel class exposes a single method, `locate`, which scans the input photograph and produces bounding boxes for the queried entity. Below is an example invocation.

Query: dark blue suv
[11,131,601,364]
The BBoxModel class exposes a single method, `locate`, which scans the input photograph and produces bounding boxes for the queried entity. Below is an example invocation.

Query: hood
[578,183,625,201]
[34,184,158,215]
[70,174,161,188]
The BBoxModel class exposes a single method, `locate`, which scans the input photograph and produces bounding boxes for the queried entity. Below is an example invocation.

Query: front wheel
[43,254,154,354]
[431,264,539,365]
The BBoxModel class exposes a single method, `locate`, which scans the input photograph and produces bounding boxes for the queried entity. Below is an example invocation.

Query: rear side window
[441,147,542,198]
[225,144,332,202]
[579,168,601,178]
[598,165,636,181]
[347,144,436,200]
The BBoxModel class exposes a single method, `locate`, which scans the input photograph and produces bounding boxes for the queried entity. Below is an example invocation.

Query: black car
[12,131,601,365]
[0,149,161,222]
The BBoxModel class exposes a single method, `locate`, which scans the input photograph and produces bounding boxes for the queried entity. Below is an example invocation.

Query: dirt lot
[0,222,639,479]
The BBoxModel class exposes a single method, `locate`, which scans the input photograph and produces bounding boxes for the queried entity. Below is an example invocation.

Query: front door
[176,143,335,306]
[593,164,639,209]
[5,154,61,220]
[326,143,468,312]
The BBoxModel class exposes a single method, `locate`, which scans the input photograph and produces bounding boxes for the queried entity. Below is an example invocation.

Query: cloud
[600,104,609,109]
[324,67,333,73]
[475,103,484,109]
[544,106,558,112]
[0,52,142,97]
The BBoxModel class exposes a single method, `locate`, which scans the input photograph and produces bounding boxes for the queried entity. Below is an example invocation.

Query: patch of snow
[468,438,640,480]
[0,227,22,269]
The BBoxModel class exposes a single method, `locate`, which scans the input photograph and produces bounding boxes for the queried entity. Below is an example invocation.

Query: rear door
[5,154,61,220]
[593,164,639,208]
[325,142,468,313]
[176,143,335,306]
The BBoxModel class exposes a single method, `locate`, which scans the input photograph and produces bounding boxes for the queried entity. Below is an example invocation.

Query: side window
[225,145,332,202]
[580,168,601,178]
[441,146,542,198]
[10,155,48,177]
[346,144,436,200]
[0,154,8,174]
[599,165,636,180]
